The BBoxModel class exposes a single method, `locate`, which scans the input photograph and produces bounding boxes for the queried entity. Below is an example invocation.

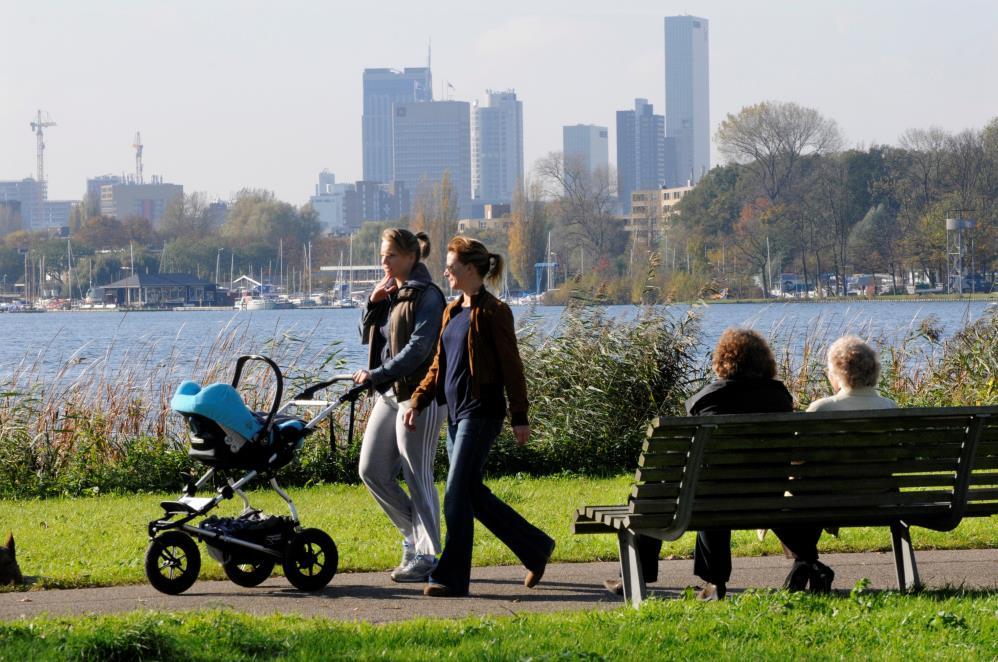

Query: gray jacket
[359,262,445,399]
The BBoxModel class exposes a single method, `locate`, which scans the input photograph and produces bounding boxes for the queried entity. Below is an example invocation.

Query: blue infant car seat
[171,381,308,471]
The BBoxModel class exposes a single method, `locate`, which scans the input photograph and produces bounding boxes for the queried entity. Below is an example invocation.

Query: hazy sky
[2,0,997,204]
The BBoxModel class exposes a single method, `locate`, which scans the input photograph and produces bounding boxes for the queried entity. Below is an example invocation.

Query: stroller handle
[291,374,361,401]
[232,355,284,435]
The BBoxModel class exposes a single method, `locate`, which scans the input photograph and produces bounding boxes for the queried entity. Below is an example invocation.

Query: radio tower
[133,132,144,184]
[29,110,56,227]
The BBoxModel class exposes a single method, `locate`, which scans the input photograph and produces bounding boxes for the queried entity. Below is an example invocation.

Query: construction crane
[132,132,144,184]
[29,110,56,227]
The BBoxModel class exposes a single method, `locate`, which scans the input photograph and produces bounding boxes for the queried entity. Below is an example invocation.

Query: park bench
[572,406,997,606]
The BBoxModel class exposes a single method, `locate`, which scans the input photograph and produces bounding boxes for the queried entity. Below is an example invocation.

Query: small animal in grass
[0,533,24,585]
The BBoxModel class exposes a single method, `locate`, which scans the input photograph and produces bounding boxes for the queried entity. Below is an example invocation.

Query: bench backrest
[628,407,996,533]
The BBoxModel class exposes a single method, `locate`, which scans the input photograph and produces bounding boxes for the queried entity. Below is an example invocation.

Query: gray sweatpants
[358,392,444,556]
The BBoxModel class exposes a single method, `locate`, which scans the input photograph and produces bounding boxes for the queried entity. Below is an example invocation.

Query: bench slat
[689,459,959,481]
[631,474,957,500]
[704,429,968,451]
[637,452,689,468]
[700,445,963,465]
[966,488,998,501]
[668,491,955,512]
[970,472,998,486]
[635,467,685,482]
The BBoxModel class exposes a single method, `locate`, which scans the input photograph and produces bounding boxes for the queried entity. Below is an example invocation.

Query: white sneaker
[391,554,437,583]
[394,541,416,573]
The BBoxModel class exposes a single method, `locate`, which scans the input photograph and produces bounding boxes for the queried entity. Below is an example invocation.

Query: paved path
[2,549,995,622]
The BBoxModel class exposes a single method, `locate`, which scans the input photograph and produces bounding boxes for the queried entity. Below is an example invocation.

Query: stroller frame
[145,355,366,594]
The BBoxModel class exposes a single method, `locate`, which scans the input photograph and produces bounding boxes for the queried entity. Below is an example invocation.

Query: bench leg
[617,530,647,608]
[890,521,921,592]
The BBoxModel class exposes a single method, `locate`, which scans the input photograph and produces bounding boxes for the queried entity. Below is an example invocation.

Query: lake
[0,300,992,389]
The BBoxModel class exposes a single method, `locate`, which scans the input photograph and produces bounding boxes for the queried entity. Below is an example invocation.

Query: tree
[534,152,620,265]
[73,216,127,250]
[507,178,548,292]
[848,204,902,292]
[425,172,458,281]
[159,192,215,241]
[716,101,842,203]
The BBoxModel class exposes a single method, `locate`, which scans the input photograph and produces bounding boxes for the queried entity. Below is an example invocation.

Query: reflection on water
[0,300,990,388]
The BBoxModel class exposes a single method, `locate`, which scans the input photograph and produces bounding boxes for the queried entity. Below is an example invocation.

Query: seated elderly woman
[807,335,897,412]
[606,328,831,600]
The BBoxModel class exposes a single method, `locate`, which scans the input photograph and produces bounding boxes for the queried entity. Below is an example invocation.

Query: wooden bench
[573,406,997,606]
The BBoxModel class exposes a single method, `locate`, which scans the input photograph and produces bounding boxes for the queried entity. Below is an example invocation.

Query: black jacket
[685,378,793,416]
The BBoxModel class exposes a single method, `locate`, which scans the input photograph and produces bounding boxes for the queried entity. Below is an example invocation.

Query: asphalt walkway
[1,549,995,622]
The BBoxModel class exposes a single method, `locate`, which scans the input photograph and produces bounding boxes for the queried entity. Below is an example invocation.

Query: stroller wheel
[282,528,338,592]
[145,531,201,595]
[223,558,276,587]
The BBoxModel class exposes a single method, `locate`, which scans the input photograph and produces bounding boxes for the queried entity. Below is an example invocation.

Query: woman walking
[403,236,555,597]
[355,229,446,583]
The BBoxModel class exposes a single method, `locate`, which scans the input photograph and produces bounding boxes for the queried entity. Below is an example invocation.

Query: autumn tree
[507,178,548,291]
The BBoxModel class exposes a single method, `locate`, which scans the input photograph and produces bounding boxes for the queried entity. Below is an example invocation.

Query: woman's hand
[513,425,530,447]
[352,369,371,385]
[402,407,420,431]
[369,275,398,303]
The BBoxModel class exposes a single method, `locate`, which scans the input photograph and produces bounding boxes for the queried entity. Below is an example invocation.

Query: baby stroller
[145,355,365,595]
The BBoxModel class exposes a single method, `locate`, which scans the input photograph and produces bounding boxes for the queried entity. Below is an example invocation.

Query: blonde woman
[355,229,446,583]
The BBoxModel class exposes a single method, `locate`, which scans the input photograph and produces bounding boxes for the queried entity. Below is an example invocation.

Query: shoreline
[3,292,995,313]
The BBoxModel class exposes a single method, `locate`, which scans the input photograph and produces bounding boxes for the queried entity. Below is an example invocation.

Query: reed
[0,307,993,498]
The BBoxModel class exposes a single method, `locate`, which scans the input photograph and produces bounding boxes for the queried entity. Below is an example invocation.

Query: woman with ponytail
[403,236,555,597]
[355,228,447,583]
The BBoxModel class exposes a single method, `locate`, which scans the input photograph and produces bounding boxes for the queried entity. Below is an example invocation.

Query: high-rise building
[99,178,183,223]
[664,15,710,186]
[362,67,433,183]
[471,89,523,205]
[563,124,609,175]
[309,171,354,234]
[616,99,666,214]
[393,100,472,217]
[0,179,44,230]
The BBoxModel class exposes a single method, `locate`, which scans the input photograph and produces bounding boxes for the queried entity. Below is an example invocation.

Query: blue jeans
[429,418,554,595]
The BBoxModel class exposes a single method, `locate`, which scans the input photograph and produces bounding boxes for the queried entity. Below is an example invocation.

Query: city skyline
[2,0,997,205]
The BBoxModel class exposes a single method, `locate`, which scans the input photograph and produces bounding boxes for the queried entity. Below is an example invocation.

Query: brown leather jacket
[410,288,529,426]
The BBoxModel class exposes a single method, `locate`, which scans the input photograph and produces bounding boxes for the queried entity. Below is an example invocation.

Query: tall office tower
[616,98,666,214]
[563,124,609,175]
[471,89,523,205]
[664,15,710,186]
[362,67,433,183]
[393,100,472,217]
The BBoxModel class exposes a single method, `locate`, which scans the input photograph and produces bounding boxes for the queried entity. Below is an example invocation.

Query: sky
[2,0,997,204]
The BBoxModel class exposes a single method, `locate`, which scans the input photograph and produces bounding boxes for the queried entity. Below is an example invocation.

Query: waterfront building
[625,184,693,248]
[393,100,472,217]
[457,203,513,233]
[472,90,523,205]
[362,67,433,184]
[616,99,666,214]
[664,15,710,186]
[563,124,609,175]
[99,178,183,224]
[101,272,217,307]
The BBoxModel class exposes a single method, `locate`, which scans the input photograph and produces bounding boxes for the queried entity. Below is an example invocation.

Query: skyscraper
[563,124,609,175]
[362,67,433,183]
[471,89,523,205]
[393,100,472,217]
[664,15,710,186]
[616,99,666,214]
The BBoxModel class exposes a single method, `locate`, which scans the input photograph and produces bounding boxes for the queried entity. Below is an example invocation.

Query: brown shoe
[423,582,466,598]
[524,539,556,588]
[697,582,726,601]
[603,578,624,596]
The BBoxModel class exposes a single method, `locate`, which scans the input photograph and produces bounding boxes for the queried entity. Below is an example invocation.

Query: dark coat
[685,378,793,416]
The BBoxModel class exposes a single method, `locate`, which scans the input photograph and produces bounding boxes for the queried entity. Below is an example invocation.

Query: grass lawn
[0,474,995,589]
[0,591,995,660]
